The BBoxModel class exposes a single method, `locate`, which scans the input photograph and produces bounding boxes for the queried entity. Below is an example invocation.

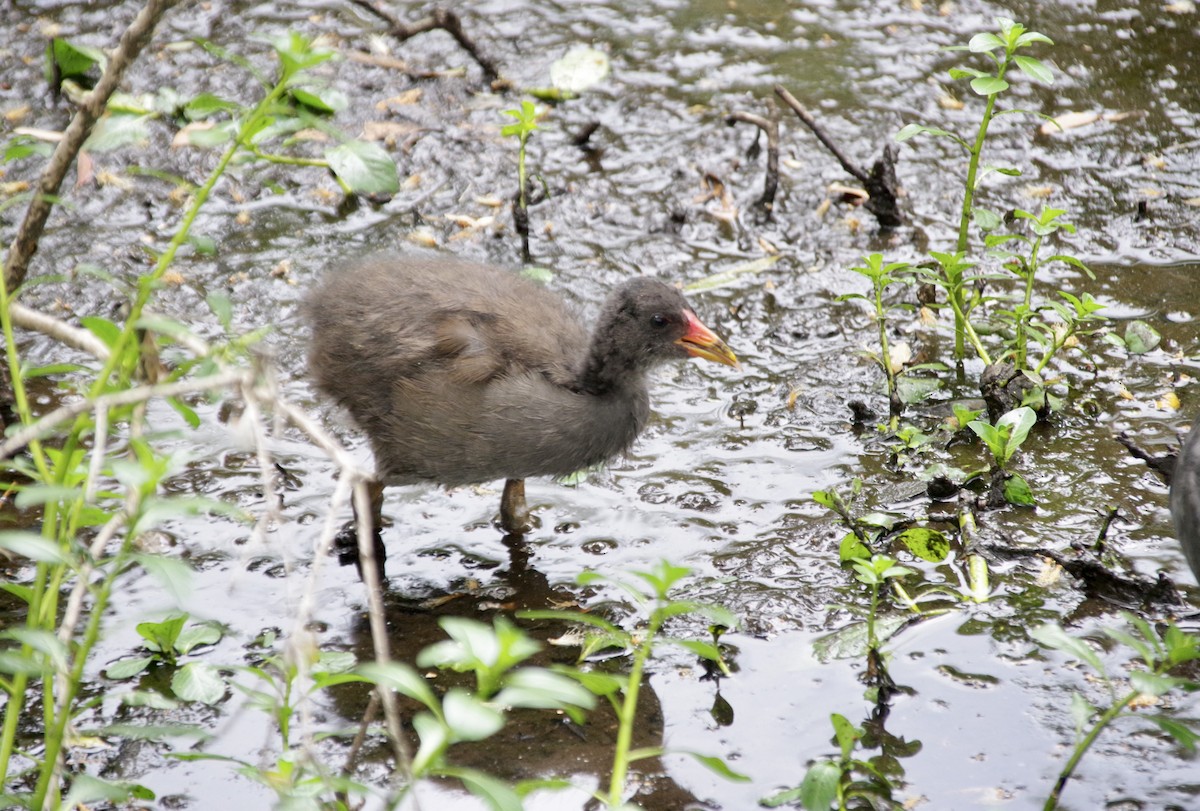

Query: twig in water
[726,101,781,212]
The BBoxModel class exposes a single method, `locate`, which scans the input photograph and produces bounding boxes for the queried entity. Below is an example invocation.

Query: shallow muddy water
[2,0,1200,809]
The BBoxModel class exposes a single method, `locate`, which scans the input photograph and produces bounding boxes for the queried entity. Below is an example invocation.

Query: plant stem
[943,280,993,365]
[608,614,661,807]
[1043,689,1137,811]
[1013,232,1043,369]
[872,276,899,430]
[516,131,530,214]
[952,55,1012,360]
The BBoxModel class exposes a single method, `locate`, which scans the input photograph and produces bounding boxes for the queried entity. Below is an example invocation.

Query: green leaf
[84,114,153,152]
[0,531,68,564]
[1069,691,1095,736]
[0,650,49,675]
[412,711,450,774]
[137,615,187,654]
[1030,623,1105,675]
[325,140,400,197]
[549,46,610,95]
[447,767,523,811]
[358,661,440,714]
[1016,32,1054,48]
[676,750,751,782]
[896,374,943,405]
[314,650,358,675]
[1003,473,1035,506]
[1124,320,1161,354]
[443,689,505,741]
[1143,714,1200,752]
[0,628,69,671]
[968,32,1006,52]
[551,665,624,698]
[63,775,155,807]
[183,92,240,121]
[501,100,540,138]
[495,668,595,714]
[105,656,155,680]
[5,135,54,162]
[897,527,950,563]
[668,638,726,664]
[949,67,986,80]
[831,712,862,757]
[171,661,226,704]
[516,609,623,636]
[812,615,909,662]
[95,721,210,741]
[188,234,216,256]
[206,290,233,329]
[50,38,105,80]
[997,406,1036,461]
[838,532,870,563]
[21,362,90,378]
[895,123,964,147]
[1130,670,1189,698]
[970,76,1009,96]
[968,420,1003,461]
[972,207,1003,231]
[1014,55,1053,84]
[291,86,347,114]
[122,690,181,709]
[270,31,335,79]
[80,315,123,348]
[799,760,842,811]
[167,396,201,429]
[175,623,222,655]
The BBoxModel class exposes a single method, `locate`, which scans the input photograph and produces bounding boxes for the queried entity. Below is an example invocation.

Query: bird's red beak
[676,310,740,368]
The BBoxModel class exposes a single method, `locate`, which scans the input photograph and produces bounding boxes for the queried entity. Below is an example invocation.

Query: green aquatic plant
[1032,616,1200,811]
[840,254,914,429]
[762,712,896,811]
[358,615,596,809]
[967,405,1036,506]
[0,31,355,809]
[898,16,1056,361]
[523,560,745,808]
[501,99,541,261]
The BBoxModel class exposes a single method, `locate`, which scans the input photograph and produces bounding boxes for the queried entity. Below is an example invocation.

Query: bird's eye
[650,313,670,328]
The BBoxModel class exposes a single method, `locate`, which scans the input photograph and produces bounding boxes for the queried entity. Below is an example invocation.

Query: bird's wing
[428,305,587,387]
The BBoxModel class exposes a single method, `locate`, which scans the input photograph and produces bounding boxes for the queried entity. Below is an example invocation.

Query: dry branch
[345,0,502,85]
[774,84,903,228]
[726,102,781,212]
[3,0,181,292]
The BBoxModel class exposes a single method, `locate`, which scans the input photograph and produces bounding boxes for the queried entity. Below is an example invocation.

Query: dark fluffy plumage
[306,253,728,488]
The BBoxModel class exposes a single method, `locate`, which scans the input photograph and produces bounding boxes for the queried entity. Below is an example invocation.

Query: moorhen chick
[307,252,738,552]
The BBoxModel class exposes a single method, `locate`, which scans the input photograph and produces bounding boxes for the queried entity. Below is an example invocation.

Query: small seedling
[502,99,541,261]
[967,405,1036,505]
[840,254,915,427]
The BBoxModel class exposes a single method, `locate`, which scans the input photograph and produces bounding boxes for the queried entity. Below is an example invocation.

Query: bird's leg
[340,476,388,580]
[500,478,533,534]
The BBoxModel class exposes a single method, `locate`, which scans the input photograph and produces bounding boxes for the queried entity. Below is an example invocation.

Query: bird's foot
[333,521,387,581]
